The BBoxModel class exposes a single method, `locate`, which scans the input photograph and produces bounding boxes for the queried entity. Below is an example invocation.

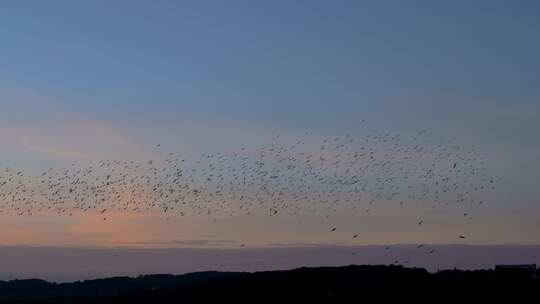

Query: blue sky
[3,1,539,124]
[0,1,539,248]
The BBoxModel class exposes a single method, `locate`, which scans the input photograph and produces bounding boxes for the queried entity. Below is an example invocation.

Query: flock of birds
[0,129,498,257]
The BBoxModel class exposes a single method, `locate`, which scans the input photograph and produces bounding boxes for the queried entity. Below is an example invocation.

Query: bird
[0,127,497,261]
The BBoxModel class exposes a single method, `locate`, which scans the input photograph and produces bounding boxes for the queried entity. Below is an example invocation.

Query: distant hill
[0,265,538,303]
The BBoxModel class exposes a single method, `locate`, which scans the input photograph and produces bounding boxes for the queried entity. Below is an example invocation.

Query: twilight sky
[0,0,539,259]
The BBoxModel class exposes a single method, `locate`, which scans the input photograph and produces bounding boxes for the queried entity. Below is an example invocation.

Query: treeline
[0,265,538,303]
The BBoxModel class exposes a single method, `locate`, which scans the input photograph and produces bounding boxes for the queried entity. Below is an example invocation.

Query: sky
[0,1,540,278]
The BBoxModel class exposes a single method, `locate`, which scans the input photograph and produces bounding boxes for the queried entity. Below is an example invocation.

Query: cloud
[128,239,240,247]
[0,88,148,164]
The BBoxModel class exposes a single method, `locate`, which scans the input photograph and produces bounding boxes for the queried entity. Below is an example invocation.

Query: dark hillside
[1,265,538,303]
